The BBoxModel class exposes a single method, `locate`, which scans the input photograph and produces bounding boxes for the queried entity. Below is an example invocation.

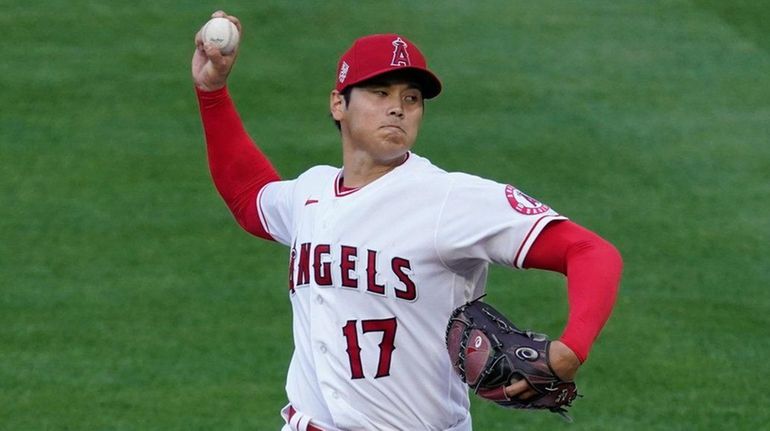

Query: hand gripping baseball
[446,299,581,420]
[192,11,242,92]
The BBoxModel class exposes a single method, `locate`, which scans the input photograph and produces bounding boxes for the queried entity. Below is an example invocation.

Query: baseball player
[193,11,622,431]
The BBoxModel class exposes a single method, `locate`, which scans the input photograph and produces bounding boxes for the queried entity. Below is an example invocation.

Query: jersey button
[331,391,339,399]
[316,295,324,305]
[319,343,327,353]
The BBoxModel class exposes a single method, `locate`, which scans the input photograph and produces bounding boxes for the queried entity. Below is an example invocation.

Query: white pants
[279,403,472,431]
[280,404,340,431]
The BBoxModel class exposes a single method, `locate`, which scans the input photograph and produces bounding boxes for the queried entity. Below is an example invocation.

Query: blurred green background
[1,1,768,429]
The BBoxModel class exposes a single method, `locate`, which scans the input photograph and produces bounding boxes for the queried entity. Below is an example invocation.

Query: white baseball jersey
[258,152,565,430]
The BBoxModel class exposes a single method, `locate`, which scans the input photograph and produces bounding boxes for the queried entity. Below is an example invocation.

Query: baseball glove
[445,298,579,419]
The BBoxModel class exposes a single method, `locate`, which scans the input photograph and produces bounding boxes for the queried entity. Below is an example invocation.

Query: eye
[404,94,422,104]
[371,89,388,96]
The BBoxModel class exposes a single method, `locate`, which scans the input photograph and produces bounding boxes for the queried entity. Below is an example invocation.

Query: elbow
[570,232,624,272]
[604,239,623,271]
[610,241,624,274]
[572,235,623,288]
[600,239,624,292]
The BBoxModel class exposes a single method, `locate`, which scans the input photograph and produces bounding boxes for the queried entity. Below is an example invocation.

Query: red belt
[288,405,325,431]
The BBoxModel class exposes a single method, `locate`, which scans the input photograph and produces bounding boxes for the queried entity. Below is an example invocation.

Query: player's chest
[294,193,437,251]
[287,193,442,298]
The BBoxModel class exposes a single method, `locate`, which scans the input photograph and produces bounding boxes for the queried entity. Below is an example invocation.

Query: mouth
[380,124,406,134]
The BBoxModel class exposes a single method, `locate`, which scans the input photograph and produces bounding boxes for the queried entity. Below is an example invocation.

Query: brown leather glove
[446,299,580,419]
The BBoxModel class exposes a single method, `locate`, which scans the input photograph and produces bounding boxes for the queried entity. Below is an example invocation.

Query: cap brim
[401,67,442,99]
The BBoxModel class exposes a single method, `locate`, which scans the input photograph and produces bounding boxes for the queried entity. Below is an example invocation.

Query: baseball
[201,17,239,55]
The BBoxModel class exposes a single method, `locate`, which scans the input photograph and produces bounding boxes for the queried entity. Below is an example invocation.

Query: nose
[388,106,405,118]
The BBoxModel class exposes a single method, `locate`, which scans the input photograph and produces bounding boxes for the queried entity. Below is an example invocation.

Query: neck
[341,150,409,188]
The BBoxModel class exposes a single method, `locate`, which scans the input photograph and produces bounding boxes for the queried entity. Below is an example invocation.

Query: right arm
[192,11,279,239]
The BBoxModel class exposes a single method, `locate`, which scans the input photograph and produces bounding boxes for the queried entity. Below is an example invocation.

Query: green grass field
[2,1,768,429]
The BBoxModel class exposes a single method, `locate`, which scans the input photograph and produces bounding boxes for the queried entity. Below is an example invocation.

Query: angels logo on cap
[390,37,411,66]
[334,33,442,99]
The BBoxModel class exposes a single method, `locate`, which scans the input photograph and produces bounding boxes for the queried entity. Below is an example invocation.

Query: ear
[330,90,346,122]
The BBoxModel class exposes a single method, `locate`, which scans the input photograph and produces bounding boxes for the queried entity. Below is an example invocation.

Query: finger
[226,15,242,36]
[518,388,538,400]
[504,379,539,402]
[204,42,223,62]
[204,42,235,74]
[504,379,530,398]
[211,10,226,18]
[194,28,203,47]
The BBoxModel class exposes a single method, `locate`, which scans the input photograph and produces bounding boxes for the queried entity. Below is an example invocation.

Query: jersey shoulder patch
[505,185,550,215]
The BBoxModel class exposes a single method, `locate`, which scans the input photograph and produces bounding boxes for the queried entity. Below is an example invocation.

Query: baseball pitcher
[192,11,623,431]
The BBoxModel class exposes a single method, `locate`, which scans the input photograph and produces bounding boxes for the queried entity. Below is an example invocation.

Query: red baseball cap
[335,34,442,99]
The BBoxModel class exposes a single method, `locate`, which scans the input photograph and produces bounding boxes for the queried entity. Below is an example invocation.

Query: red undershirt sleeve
[523,220,623,363]
[196,86,280,240]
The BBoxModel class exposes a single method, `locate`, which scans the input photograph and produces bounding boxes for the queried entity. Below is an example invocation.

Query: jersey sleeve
[256,165,338,246]
[435,174,566,270]
[257,179,298,246]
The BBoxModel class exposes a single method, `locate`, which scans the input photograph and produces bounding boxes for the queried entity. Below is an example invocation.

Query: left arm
[506,220,623,397]
[525,220,623,364]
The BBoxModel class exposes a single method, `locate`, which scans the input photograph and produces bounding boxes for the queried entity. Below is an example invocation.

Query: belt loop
[296,414,312,431]
[286,404,325,431]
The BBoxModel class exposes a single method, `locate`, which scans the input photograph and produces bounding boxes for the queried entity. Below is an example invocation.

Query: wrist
[195,83,228,94]
[558,332,589,364]
[549,340,581,381]
[195,85,230,106]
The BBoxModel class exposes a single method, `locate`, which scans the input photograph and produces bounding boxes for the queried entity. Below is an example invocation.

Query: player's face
[331,80,424,164]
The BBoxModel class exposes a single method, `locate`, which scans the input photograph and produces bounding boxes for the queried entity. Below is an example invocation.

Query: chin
[385,138,413,152]
[384,134,415,149]
[369,145,407,164]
